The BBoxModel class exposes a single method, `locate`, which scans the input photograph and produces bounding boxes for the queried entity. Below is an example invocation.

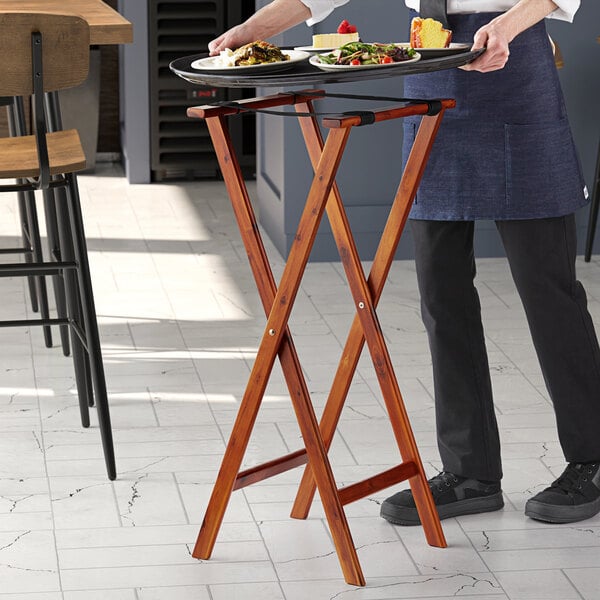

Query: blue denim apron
[404,12,588,220]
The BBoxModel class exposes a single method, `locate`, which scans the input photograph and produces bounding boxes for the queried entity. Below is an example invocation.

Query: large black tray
[170,49,483,88]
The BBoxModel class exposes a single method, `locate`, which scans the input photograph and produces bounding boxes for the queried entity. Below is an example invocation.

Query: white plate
[191,49,310,73]
[309,52,421,72]
[392,42,471,57]
[294,45,337,53]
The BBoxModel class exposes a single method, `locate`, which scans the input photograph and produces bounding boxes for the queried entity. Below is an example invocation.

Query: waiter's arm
[463,0,559,72]
[208,0,311,55]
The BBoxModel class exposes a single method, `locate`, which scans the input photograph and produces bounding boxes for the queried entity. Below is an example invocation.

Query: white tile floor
[1,162,600,599]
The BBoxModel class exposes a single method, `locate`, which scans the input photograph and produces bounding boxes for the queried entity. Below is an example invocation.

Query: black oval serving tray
[170,49,484,88]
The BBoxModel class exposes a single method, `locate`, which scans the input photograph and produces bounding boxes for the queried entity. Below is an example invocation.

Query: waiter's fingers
[208,34,227,55]
[208,24,252,55]
[471,28,489,51]
[461,24,510,72]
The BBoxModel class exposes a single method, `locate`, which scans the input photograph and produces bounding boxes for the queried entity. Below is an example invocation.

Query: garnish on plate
[316,42,416,66]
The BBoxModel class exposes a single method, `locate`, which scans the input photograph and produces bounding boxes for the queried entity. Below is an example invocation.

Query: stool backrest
[0,12,89,96]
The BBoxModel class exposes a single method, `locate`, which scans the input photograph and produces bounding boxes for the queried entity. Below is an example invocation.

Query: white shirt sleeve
[547,0,580,22]
[300,0,351,26]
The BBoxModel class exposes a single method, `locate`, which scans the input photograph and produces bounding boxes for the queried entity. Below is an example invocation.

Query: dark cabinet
[120,0,256,182]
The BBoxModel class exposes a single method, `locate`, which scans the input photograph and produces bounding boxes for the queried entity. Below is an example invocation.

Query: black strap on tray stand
[205,90,444,122]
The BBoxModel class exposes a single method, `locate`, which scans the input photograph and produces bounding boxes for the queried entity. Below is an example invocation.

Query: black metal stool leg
[16,192,39,312]
[54,188,92,426]
[65,172,116,480]
[585,137,600,262]
[9,97,53,345]
[43,188,71,355]
[24,191,53,347]
[42,92,71,355]
[6,100,39,314]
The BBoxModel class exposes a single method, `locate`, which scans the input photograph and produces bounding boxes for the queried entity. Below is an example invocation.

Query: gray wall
[255,1,600,260]
[118,0,151,183]
[547,6,600,253]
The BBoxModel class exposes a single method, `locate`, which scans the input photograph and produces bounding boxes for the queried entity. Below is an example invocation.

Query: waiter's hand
[208,0,311,56]
[208,23,253,55]
[461,22,511,72]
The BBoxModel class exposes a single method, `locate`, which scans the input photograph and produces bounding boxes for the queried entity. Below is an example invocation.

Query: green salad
[317,42,416,66]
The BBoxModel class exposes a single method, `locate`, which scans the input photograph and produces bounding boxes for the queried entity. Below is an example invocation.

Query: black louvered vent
[149,0,255,181]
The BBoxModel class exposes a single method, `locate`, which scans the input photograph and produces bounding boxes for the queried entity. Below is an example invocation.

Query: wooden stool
[0,11,116,480]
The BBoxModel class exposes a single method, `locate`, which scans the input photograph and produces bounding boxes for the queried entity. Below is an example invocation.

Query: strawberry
[347,24,357,33]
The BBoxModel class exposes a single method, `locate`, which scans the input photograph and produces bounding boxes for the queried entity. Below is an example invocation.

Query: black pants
[411,215,600,482]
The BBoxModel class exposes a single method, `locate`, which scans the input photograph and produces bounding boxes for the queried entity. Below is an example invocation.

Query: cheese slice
[312,32,359,48]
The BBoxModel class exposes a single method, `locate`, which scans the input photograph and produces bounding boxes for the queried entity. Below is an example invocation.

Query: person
[209,0,600,525]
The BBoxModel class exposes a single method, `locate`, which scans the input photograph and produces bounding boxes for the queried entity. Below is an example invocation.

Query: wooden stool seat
[0,129,85,178]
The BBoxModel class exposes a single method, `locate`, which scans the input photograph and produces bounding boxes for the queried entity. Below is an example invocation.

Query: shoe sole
[525,496,600,524]
[380,492,504,526]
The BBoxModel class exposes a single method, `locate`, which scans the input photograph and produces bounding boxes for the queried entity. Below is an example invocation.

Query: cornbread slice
[410,17,452,48]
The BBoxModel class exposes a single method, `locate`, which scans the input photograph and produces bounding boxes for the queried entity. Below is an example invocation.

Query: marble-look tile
[260,518,346,581]
[281,573,504,599]
[49,476,120,529]
[113,472,188,527]
[0,492,50,514]
[468,525,600,552]
[64,591,136,600]
[209,581,284,600]
[137,586,211,600]
[0,530,60,593]
[493,569,581,599]
[46,438,223,461]
[396,519,491,575]
[0,511,53,532]
[563,567,600,600]
[0,432,47,478]
[480,546,600,572]
[176,475,255,524]
[60,561,277,590]
[0,594,62,600]
[59,540,268,569]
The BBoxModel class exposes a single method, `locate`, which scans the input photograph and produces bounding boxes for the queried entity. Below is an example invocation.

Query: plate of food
[191,41,310,73]
[309,42,420,71]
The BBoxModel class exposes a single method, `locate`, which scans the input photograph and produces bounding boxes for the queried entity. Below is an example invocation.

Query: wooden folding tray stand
[180,87,458,586]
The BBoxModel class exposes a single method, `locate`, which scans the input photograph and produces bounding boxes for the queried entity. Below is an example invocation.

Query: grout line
[27,281,65,598]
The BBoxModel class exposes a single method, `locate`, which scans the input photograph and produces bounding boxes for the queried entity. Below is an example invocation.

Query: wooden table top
[0,0,132,45]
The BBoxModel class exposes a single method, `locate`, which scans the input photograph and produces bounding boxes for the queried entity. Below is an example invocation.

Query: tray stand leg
[290,102,448,548]
[192,113,366,586]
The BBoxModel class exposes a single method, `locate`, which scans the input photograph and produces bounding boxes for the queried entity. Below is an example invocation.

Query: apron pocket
[405,118,507,220]
[505,118,586,217]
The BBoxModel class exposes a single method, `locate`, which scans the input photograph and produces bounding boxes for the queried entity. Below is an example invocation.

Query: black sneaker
[525,462,600,524]
[380,471,504,526]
